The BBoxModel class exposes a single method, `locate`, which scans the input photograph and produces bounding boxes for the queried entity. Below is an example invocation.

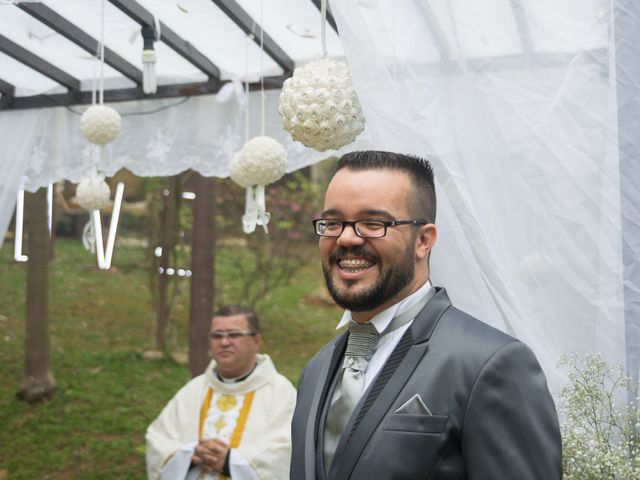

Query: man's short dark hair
[336,150,436,223]
[214,305,260,334]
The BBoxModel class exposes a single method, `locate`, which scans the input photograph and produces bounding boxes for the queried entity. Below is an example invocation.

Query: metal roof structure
[0,0,342,110]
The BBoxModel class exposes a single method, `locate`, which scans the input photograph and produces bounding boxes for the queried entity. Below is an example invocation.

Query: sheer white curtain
[330,0,629,394]
[0,85,368,249]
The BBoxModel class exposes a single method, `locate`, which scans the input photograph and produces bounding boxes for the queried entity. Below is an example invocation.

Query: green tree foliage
[214,171,323,308]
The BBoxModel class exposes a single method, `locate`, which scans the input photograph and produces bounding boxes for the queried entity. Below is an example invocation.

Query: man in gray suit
[290,151,562,479]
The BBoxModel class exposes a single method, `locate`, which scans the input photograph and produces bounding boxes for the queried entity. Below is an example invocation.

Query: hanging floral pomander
[229,136,287,234]
[279,57,365,152]
[230,136,287,187]
[76,175,111,211]
[80,105,122,145]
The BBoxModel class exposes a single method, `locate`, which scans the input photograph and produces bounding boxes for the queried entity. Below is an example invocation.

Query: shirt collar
[336,280,433,333]
[215,362,258,383]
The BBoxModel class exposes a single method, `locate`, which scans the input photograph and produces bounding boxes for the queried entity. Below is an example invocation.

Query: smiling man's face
[319,168,432,322]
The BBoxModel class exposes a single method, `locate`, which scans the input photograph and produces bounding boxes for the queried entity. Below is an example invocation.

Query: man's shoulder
[166,370,209,406]
[423,287,512,337]
[443,305,516,343]
[431,302,541,372]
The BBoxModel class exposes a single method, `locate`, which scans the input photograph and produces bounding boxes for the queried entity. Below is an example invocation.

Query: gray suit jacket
[290,288,562,479]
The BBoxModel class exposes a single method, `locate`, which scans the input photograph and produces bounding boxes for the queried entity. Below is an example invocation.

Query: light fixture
[141,24,159,95]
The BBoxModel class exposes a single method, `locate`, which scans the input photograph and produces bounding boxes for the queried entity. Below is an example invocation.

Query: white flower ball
[229,136,287,188]
[80,105,121,145]
[76,176,111,211]
[279,57,365,152]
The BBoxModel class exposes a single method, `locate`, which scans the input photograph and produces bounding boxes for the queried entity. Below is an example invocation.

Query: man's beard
[322,246,415,312]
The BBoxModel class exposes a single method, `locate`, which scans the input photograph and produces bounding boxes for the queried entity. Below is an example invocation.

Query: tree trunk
[155,177,178,352]
[188,173,216,377]
[18,188,56,402]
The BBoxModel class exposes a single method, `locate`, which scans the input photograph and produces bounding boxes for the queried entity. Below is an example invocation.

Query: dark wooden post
[18,187,56,402]
[188,173,216,377]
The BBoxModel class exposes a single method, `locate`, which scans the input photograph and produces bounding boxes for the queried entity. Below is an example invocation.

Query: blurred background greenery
[0,161,342,479]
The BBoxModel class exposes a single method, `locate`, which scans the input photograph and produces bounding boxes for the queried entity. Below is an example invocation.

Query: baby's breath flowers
[558,353,640,479]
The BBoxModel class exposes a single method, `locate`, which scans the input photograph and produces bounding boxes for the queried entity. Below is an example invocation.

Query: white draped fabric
[0,85,369,249]
[330,0,635,394]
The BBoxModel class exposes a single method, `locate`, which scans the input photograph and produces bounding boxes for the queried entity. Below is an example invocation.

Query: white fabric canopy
[330,0,635,395]
[1,0,637,396]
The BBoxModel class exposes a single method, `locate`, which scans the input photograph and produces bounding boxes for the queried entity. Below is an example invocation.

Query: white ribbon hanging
[241,185,271,234]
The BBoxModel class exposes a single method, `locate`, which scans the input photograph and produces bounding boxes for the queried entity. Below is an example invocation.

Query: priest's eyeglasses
[313,219,427,238]
[209,330,257,340]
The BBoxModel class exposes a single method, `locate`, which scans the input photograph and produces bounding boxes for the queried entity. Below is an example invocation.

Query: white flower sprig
[558,353,640,479]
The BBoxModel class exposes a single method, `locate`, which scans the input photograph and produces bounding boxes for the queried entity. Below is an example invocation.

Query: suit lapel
[330,288,452,479]
[307,332,348,480]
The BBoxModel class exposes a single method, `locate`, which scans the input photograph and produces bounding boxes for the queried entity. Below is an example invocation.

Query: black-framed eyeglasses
[312,219,427,238]
[209,330,257,340]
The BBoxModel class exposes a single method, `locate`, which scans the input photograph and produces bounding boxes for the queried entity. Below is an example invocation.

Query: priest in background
[146,305,296,480]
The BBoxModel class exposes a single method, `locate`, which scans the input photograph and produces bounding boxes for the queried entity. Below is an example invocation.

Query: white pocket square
[393,393,432,415]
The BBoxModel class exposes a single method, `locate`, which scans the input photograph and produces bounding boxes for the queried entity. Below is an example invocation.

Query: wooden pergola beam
[109,0,222,83]
[1,75,288,111]
[0,77,15,108]
[310,0,338,34]
[18,2,143,85]
[0,33,81,100]
[211,0,295,74]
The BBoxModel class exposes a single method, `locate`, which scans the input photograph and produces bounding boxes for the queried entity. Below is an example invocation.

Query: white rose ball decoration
[279,57,365,152]
[76,176,111,211]
[80,105,122,146]
[229,136,287,188]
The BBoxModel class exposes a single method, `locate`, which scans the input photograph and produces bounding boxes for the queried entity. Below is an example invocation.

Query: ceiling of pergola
[0,1,610,113]
[0,0,343,110]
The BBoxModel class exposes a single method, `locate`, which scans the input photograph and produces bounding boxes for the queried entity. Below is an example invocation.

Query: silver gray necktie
[322,289,436,472]
[324,321,379,470]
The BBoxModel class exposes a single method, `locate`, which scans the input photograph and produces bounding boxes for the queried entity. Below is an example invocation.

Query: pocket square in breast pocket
[393,393,432,415]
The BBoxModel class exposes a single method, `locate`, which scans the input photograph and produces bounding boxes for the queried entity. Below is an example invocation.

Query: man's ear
[415,224,437,261]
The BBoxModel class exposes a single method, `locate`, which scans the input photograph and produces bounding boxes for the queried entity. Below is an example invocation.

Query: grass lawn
[0,237,341,479]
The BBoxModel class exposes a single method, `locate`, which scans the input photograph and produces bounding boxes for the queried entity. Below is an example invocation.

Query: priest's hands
[192,438,230,474]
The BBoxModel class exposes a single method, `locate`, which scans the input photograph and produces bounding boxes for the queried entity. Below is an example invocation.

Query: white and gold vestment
[146,354,296,480]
